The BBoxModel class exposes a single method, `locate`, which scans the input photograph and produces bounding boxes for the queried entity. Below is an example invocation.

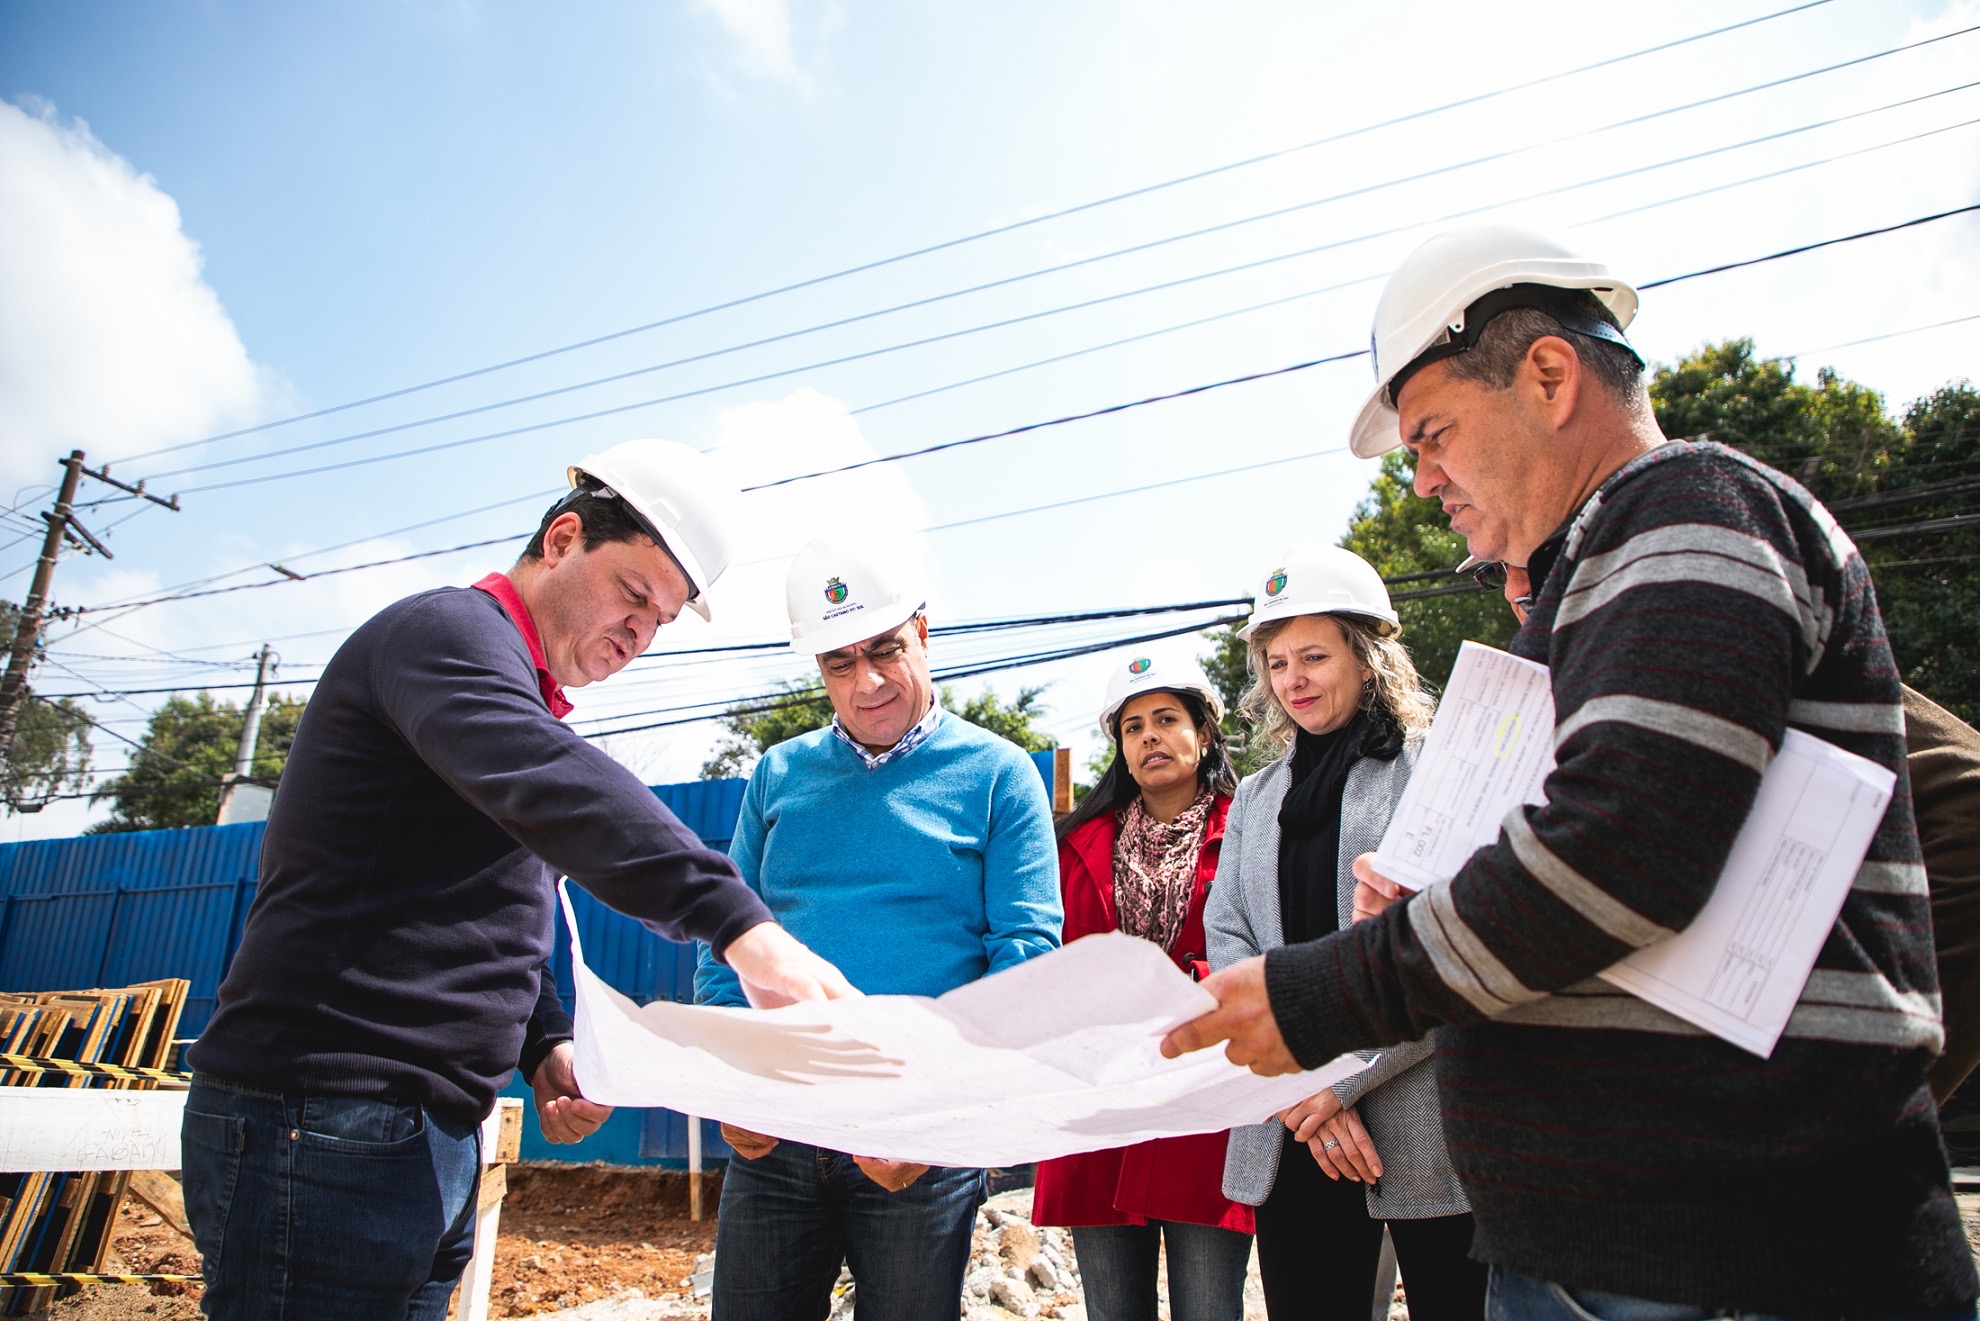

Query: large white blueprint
[1369,644,1895,1058]
[562,884,1368,1167]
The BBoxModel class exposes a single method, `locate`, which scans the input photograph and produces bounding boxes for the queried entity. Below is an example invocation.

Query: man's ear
[1523,336,1583,423]
[539,511,584,567]
[913,615,930,646]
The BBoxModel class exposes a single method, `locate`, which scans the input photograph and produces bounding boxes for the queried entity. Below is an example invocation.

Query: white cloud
[690,0,811,91]
[0,99,263,498]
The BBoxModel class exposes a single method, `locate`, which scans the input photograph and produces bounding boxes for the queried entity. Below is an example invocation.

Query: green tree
[1193,623,1278,778]
[699,679,836,779]
[1874,384,1980,719]
[88,691,305,833]
[1651,339,1902,504]
[1339,449,1513,689]
[945,684,1055,752]
[699,680,1056,779]
[0,601,94,814]
[1651,341,1979,722]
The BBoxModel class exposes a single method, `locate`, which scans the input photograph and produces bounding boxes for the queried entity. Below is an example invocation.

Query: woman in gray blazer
[1205,543,1484,1321]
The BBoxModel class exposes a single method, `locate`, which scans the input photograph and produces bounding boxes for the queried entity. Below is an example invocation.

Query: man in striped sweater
[1166,225,1977,1318]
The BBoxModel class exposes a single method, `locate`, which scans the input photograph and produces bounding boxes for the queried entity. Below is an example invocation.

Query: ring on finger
[1322,1139,1341,1150]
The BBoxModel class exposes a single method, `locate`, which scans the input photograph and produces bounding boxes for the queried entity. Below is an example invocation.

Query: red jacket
[1030,795,1254,1233]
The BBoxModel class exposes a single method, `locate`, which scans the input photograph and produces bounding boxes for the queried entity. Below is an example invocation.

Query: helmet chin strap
[1385,283,1642,409]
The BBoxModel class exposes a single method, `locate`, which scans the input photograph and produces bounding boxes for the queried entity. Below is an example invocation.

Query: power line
[33,598,1255,700]
[1787,310,1980,357]
[742,350,1367,492]
[143,41,1980,491]
[578,612,1248,739]
[1640,201,1980,290]
[751,201,1980,494]
[53,208,1980,623]
[110,0,1836,470]
[165,94,1980,501]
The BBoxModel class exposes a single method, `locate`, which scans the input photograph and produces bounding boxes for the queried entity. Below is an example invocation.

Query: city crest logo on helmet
[823,577,849,605]
[1266,570,1288,597]
[1128,657,1152,675]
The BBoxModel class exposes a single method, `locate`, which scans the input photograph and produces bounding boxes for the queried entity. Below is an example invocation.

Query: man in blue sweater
[695,536,1061,1321]
[185,441,854,1321]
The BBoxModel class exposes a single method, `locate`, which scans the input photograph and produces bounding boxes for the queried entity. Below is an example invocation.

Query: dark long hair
[1055,690,1238,843]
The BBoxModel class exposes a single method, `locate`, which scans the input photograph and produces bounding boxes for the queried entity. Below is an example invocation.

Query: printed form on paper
[1371,642,1895,1058]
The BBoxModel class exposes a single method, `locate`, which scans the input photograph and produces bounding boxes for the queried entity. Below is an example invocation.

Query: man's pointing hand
[725,921,861,1008]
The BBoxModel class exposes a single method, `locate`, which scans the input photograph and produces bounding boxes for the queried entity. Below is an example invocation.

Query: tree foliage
[1651,341,1979,722]
[88,691,305,833]
[699,680,1056,779]
[699,679,837,779]
[1339,450,1513,691]
[1194,624,1279,778]
[0,601,94,814]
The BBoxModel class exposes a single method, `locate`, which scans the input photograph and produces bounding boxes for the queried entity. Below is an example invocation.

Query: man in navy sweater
[1165,227,1976,1316]
[184,440,854,1320]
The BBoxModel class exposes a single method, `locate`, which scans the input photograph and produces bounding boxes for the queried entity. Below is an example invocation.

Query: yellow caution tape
[0,1271,201,1287]
[0,1054,190,1083]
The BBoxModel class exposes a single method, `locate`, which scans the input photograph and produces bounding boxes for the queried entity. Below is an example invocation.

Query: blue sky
[3,0,1977,836]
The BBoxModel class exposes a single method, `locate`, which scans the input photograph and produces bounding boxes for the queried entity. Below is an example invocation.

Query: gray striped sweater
[1265,441,1975,1312]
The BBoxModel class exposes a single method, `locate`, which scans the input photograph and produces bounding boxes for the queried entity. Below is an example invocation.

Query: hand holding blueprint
[1370,643,1895,1058]
[562,884,1368,1166]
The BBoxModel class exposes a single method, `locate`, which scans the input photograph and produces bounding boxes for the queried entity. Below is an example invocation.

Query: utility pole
[0,451,86,766]
[0,451,183,774]
[216,644,275,823]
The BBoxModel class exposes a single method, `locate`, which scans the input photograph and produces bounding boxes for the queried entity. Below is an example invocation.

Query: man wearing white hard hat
[184,440,857,1321]
[694,535,1060,1321]
[1165,226,1975,1317]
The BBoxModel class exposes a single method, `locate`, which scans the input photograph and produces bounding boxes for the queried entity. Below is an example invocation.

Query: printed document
[562,884,1368,1166]
[1374,641,1554,891]
[1371,644,1895,1058]
[1598,729,1894,1056]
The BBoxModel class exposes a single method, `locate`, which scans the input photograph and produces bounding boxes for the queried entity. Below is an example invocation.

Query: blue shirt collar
[830,701,943,770]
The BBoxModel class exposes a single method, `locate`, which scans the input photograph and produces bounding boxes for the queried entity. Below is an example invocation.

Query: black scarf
[1276,705,1404,944]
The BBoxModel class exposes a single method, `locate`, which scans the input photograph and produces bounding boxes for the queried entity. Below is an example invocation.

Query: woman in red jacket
[1034,653,1251,1321]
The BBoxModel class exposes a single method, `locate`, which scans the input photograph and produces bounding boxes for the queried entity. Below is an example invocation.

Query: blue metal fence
[0,749,1057,1166]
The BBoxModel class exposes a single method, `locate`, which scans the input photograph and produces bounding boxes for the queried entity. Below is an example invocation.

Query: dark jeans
[181,1076,482,1321]
[1486,1269,1980,1321]
[711,1140,986,1321]
[1256,1131,1485,1321]
[1071,1220,1252,1321]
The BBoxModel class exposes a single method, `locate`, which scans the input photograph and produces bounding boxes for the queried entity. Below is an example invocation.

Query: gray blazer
[1204,742,1469,1220]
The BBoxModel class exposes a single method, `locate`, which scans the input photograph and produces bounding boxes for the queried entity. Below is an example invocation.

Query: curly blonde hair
[1239,614,1436,755]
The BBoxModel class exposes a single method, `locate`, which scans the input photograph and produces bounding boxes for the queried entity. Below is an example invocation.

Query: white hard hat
[1097,655,1225,745]
[566,440,744,622]
[1349,223,1641,460]
[785,536,926,656]
[1238,543,1398,640]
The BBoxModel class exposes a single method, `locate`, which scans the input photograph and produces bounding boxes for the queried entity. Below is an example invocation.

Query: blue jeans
[1071,1221,1252,1321]
[1487,1267,1980,1321]
[181,1076,482,1321]
[711,1141,986,1321]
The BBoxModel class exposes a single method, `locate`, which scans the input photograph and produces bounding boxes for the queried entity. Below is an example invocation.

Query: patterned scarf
[1112,788,1214,953]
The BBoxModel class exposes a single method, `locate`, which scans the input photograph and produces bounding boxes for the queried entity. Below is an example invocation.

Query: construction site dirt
[35,1170,1980,1320]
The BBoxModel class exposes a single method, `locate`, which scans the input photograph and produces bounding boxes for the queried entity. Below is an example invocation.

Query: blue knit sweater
[695,713,1061,1005]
